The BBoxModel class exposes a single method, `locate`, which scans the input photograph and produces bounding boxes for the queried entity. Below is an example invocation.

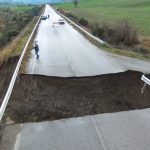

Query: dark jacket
[34,44,39,52]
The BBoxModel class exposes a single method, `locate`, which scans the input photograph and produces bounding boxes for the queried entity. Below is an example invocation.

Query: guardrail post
[141,75,150,94]
[141,83,147,94]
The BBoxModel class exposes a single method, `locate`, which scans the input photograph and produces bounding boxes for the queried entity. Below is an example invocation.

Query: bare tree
[73,0,79,7]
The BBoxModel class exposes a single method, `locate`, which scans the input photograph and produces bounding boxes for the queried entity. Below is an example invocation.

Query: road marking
[13,132,22,150]
[31,54,36,74]
[91,116,110,150]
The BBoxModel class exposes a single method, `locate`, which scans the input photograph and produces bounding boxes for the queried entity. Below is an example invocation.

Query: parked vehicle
[58,19,65,25]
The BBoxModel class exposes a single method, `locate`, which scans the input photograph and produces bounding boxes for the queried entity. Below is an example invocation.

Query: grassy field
[14,5,36,11]
[0,4,38,11]
[56,0,150,35]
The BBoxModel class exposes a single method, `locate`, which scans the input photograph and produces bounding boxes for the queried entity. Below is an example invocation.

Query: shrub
[22,17,31,23]
[7,29,19,41]
[12,16,16,21]
[91,23,100,36]
[113,20,139,46]
[138,47,149,54]
[97,27,105,38]
[91,20,139,47]
[91,23,105,40]
[79,18,89,26]
[66,12,75,18]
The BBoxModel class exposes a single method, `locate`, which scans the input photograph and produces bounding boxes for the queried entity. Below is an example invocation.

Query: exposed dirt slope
[4,71,150,124]
[0,57,18,106]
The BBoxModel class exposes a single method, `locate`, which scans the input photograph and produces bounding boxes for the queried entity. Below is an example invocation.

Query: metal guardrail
[54,8,105,45]
[0,11,44,121]
[141,75,150,86]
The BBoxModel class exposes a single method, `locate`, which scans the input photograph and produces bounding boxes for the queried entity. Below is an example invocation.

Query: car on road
[58,19,65,25]
[41,16,47,20]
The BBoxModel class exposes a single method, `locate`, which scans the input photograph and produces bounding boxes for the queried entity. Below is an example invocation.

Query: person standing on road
[34,43,39,59]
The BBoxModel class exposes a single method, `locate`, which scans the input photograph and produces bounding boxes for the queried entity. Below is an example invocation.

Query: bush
[113,20,139,46]
[12,16,16,21]
[91,23,99,36]
[7,29,19,41]
[79,18,89,26]
[66,12,75,18]
[97,27,105,38]
[91,20,139,47]
[138,47,149,54]
[22,17,31,23]
[91,23,105,39]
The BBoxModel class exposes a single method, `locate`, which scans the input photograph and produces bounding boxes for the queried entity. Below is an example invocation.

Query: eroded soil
[3,71,150,124]
[0,57,18,106]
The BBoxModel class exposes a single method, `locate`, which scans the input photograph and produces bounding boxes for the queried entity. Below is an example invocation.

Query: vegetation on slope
[0,5,42,66]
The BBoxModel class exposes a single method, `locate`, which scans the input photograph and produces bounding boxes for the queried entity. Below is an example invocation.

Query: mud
[3,71,150,124]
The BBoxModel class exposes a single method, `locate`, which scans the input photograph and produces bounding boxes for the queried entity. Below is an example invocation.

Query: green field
[14,5,36,11]
[0,4,37,12]
[56,0,150,35]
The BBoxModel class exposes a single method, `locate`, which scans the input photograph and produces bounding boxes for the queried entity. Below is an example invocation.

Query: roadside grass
[74,24,148,61]
[100,45,145,61]
[55,0,150,35]
[0,17,38,68]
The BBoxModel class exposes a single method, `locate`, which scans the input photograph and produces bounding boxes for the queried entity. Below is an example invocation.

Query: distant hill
[0,0,13,3]
[0,0,73,4]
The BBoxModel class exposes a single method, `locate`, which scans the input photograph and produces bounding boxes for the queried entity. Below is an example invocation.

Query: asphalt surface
[27,5,150,77]
[1,109,150,150]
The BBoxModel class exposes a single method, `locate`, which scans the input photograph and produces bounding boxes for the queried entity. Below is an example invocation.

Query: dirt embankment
[4,71,150,124]
[0,57,18,106]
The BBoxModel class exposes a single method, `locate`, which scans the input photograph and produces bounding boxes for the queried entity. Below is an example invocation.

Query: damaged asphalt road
[3,71,150,124]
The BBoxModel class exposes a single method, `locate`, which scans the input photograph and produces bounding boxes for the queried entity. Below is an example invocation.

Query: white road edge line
[0,7,45,122]
[31,55,36,74]
[91,116,109,150]
[13,132,22,150]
